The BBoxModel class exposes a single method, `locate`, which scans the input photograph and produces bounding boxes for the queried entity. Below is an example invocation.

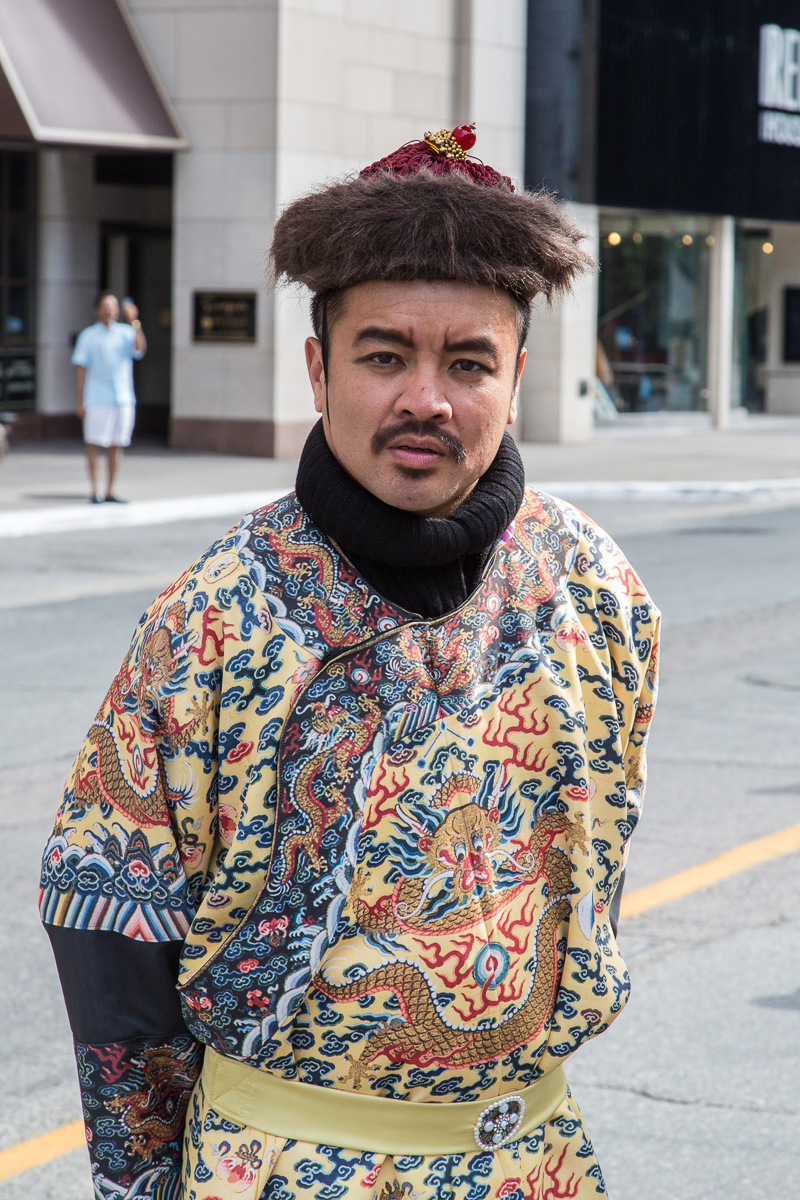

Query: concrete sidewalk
[1,413,799,520]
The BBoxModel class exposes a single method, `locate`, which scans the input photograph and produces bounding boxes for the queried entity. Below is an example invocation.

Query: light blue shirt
[72,321,143,408]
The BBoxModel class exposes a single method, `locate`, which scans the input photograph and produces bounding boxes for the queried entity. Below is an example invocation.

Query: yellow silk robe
[40,488,659,1200]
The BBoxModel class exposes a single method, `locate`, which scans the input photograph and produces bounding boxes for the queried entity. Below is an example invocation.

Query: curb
[0,490,288,540]
[541,478,800,502]
[2,479,800,539]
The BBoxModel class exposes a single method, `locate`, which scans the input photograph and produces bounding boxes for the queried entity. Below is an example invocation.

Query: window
[598,213,711,413]
[0,152,36,411]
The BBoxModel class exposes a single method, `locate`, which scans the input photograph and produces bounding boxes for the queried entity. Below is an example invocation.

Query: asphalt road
[1,495,798,1199]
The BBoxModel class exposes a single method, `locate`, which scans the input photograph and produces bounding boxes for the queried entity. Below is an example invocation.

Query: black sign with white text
[595,1,800,220]
[0,350,35,409]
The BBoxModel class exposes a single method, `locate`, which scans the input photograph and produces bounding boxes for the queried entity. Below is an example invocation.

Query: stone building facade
[0,0,596,453]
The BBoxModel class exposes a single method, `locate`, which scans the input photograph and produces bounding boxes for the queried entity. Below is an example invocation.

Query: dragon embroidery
[105,1043,199,1159]
[318,765,588,1084]
[281,692,384,875]
[353,796,585,938]
[73,602,212,827]
[316,814,583,1083]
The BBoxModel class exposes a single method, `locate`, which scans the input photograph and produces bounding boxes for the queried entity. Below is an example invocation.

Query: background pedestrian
[73,292,146,503]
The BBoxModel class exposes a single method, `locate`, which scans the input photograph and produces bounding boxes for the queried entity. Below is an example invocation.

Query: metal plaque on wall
[193,292,257,343]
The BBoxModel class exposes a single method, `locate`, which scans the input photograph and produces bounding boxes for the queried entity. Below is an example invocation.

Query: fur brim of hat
[270,168,593,305]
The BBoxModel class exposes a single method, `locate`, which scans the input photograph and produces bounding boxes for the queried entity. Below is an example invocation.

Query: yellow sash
[201,1047,568,1155]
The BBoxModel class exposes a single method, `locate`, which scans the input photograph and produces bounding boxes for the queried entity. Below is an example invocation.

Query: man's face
[305,280,524,517]
[96,295,119,326]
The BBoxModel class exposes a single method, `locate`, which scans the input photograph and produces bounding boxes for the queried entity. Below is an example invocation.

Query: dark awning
[0,0,186,150]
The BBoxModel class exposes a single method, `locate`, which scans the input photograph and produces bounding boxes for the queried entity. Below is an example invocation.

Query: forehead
[333,280,519,338]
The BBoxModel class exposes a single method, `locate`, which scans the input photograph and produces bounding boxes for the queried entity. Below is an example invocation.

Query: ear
[305,337,326,414]
[508,347,525,425]
[419,835,431,852]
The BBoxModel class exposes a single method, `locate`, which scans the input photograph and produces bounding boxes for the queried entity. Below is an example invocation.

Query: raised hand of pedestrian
[121,299,139,323]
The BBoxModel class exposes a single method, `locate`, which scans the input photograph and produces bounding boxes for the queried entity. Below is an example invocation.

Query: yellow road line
[0,1120,84,1182]
[621,821,800,919]
[4,823,800,1181]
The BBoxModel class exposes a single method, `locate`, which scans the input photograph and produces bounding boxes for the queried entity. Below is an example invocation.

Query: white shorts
[83,404,135,448]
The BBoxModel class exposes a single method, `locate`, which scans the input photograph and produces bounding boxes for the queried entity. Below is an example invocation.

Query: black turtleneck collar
[295,420,525,619]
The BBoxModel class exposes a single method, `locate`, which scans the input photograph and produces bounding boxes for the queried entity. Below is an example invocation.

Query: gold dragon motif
[352,774,586,937]
[281,693,384,875]
[74,602,211,827]
[316,816,582,1082]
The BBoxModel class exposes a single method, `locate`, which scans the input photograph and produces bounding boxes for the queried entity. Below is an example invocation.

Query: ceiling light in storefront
[762,241,774,254]
[607,231,622,245]
[632,232,643,244]
[705,235,716,246]
[681,234,693,245]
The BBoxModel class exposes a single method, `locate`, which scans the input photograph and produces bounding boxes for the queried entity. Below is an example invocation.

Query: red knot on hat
[359,123,514,190]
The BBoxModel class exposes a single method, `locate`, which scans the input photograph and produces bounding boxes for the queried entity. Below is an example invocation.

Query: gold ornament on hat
[423,123,476,161]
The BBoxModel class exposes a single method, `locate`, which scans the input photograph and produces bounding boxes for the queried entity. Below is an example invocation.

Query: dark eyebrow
[353,328,499,362]
[354,326,415,348]
[443,336,499,362]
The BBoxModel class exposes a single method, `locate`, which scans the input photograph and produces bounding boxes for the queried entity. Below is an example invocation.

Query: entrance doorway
[733,229,772,413]
[100,224,172,438]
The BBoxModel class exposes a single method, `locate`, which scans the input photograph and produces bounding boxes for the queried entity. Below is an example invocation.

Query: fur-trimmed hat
[270,125,592,307]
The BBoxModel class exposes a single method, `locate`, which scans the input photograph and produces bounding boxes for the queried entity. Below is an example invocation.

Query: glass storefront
[0,151,36,411]
[597,212,712,413]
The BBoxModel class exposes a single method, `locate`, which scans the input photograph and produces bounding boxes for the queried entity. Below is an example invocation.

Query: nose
[394,369,452,423]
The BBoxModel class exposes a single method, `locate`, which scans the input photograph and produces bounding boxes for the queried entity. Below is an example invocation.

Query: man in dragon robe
[40,126,660,1200]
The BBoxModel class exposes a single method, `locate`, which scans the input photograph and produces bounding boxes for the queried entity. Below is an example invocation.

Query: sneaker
[104,495,128,504]
[90,494,103,504]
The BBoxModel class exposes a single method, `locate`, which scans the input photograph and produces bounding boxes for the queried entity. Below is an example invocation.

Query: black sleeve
[45,926,201,1199]
[46,925,188,1043]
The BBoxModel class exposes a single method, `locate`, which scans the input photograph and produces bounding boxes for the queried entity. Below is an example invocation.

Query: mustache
[371,421,467,464]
